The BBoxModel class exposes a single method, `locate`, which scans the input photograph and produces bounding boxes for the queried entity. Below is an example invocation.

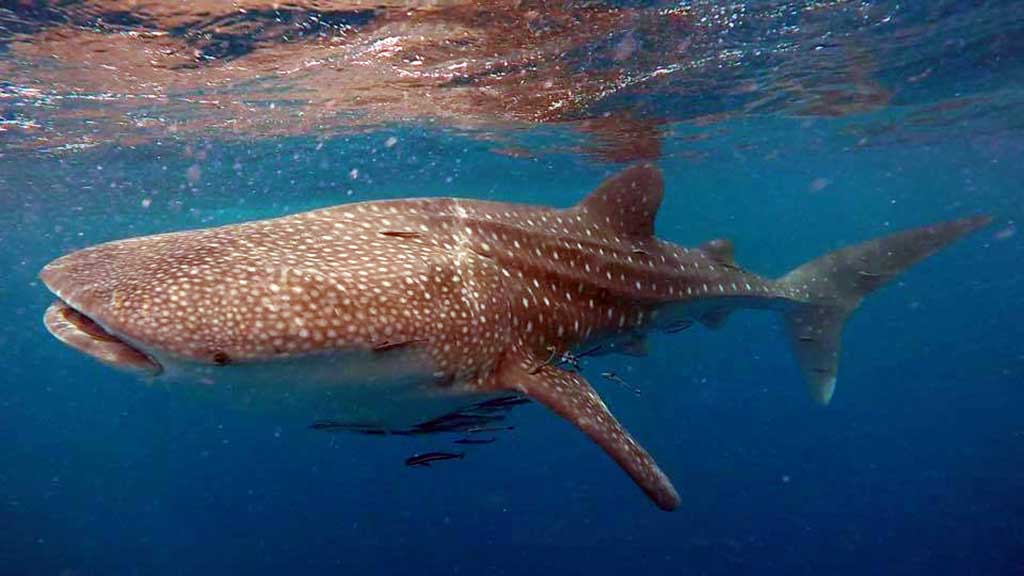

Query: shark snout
[40,252,162,375]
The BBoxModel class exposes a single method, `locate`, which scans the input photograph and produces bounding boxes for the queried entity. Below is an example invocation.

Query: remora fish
[39,164,990,511]
[405,452,464,467]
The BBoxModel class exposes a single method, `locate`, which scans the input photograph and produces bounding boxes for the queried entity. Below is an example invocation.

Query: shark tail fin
[778,216,991,405]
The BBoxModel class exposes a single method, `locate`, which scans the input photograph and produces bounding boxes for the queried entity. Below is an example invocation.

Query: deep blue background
[1,115,1021,574]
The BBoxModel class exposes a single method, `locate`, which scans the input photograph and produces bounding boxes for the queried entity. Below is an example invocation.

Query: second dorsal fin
[574,164,663,238]
[699,238,736,267]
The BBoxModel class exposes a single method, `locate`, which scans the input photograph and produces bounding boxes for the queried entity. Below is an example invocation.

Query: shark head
[38,222,422,379]
[42,297,162,375]
[38,218,507,432]
[37,199,510,395]
[41,245,168,375]
[38,197,528,438]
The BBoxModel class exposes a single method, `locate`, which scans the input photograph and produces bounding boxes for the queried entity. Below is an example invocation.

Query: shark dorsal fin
[575,164,663,238]
[699,238,736,267]
[495,350,679,511]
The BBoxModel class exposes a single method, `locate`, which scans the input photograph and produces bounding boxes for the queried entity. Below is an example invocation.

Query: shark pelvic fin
[497,352,680,511]
[779,215,992,405]
[574,163,663,239]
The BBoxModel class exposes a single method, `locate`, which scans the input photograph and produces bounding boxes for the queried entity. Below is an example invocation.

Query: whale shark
[40,164,989,510]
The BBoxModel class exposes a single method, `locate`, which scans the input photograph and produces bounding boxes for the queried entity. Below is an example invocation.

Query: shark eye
[211,351,231,365]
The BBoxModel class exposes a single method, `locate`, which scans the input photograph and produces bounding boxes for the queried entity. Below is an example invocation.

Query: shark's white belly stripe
[148,349,496,427]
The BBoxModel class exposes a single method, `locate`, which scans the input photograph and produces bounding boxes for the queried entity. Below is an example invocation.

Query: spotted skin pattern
[42,198,513,381]
[40,164,990,510]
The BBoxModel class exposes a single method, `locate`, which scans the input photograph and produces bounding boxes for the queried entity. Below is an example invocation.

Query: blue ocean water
[1,2,1023,575]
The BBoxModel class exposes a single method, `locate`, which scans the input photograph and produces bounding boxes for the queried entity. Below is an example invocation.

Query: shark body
[40,165,989,510]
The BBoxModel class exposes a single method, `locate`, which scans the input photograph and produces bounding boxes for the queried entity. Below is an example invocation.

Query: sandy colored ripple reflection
[1,1,895,157]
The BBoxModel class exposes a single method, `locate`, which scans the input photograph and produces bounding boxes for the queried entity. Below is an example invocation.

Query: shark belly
[145,347,501,429]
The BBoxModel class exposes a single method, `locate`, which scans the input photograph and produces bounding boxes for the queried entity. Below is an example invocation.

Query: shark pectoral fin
[499,355,680,511]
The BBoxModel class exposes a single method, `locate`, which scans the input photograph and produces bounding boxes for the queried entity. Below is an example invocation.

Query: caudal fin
[778,216,991,405]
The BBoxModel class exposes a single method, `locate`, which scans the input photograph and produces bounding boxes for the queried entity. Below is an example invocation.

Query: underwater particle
[349,168,359,180]
[808,177,830,193]
[384,136,398,148]
[186,164,202,185]
[782,475,790,483]
[994,224,1016,241]
[907,67,933,83]
[613,33,637,61]
[141,198,151,209]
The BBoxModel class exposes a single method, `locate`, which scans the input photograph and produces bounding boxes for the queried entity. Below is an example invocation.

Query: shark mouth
[43,300,162,375]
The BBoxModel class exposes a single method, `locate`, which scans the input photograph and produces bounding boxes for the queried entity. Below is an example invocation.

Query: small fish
[309,421,391,435]
[601,371,641,396]
[473,395,530,409]
[665,319,693,333]
[405,451,464,467]
[465,425,515,434]
[454,437,497,445]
